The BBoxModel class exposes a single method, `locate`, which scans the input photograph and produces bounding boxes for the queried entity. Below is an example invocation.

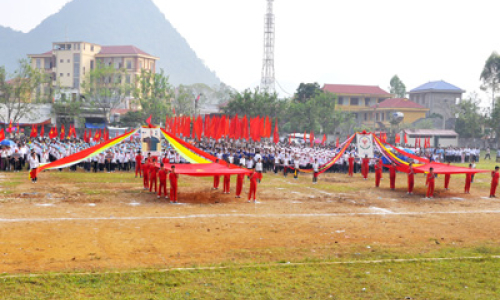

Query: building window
[364,113,368,121]
[127,60,132,69]
[36,58,41,69]
[378,98,384,103]
[67,73,70,77]
[350,98,359,105]
[60,73,63,77]
[60,59,64,63]
[91,45,94,52]
[375,113,379,121]
[382,112,385,121]
[67,59,70,63]
[364,98,370,106]
[90,60,94,70]
[338,97,344,105]
[126,75,131,84]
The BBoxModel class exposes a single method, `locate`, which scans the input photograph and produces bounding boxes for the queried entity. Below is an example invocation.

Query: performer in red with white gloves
[248,168,258,203]
[169,165,179,203]
[223,163,231,194]
[490,166,499,198]
[158,163,169,199]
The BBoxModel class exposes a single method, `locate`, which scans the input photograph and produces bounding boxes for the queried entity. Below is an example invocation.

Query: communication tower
[260,0,275,94]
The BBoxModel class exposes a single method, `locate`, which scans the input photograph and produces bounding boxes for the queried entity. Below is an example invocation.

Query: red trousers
[236,176,244,196]
[362,165,369,179]
[491,180,498,197]
[223,176,230,193]
[135,163,142,177]
[170,184,178,201]
[390,176,396,189]
[426,181,435,198]
[375,171,381,187]
[465,179,471,193]
[248,182,257,201]
[213,176,220,189]
[444,175,451,189]
[143,174,149,188]
[158,180,168,197]
[149,176,157,192]
[348,165,354,176]
[408,176,414,193]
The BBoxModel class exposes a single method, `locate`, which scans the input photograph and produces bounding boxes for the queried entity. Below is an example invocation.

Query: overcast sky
[0,0,499,109]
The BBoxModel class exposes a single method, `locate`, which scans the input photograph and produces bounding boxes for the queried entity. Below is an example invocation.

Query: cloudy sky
[0,0,499,108]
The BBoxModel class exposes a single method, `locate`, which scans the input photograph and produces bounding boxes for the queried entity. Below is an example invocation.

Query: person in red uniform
[378,158,384,179]
[407,162,415,195]
[464,164,473,194]
[135,151,142,178]
[426,167,435,199]
[161,153,169,165]
[374,158,382,187]
[158,163,169,199]
[223,162,231,194]
[142,159,150,189]
[389,162,397,190]
[490,166,499,198]
[149,158,158,193]
[348,154,355,177]
[169,165,179,203]
[361,155,370,180]
[213,159,220,190]
[235,172,245,198]
[248,168,258,202]
[444,163,451,190]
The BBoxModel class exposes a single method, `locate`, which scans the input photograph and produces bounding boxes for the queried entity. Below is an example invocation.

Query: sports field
[1,159,500,299]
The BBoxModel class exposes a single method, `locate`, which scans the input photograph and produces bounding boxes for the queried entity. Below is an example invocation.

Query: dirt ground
[1,169,500,274]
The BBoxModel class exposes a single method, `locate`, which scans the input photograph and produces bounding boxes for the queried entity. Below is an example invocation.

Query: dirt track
[1,171,500,274]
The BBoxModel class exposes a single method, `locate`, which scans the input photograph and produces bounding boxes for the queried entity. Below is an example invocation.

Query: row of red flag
[162,115,280,144]
[394,133,431,148]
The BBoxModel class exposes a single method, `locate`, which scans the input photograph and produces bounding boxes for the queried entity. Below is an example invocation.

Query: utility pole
[260,0,275,94]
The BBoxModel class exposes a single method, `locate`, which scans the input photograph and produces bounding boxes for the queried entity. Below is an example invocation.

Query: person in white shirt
[29,152,40,183]
[312,159,320,184]
[255,158,263,183]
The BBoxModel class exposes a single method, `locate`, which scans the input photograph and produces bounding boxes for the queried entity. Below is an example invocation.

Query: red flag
[72,125,77,138]
[83,129,87,142]
[60,124,65,140]
[146,115,152,127]
[0,128,5,142]
[40,125,45,138]
[336,137,340,148]
[242,115,249,141]
[321,134,327,146]
[310,131,315,148]
[235,115,241,140]
[225,116,230,138]
[173,107,176,115]
[395,133,400,144]
[7,120,13,133]
[260,116,265,139]
[30,124,38,138]
[273,119,279,144]
[382,133,387,143]
[404,132,408,144]
[288,134,291,144]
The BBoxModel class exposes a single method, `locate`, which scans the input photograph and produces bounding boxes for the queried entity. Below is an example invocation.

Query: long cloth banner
[160,129,212,164]
[161,163,251,177]
[36,129,139,175]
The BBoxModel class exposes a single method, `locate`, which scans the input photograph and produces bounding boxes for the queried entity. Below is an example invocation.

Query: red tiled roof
[99,45,152,56]
[322,84,391,96]
[43,50,52,55]
[372,98,426,109]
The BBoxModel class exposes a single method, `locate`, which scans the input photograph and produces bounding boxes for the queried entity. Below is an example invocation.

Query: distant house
[321,84,427,129]
[403,129,459,147]
[408,80,465,129]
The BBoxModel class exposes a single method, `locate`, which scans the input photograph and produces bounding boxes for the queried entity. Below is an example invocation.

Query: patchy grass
[48,172,138,184]
[1,254,500,299]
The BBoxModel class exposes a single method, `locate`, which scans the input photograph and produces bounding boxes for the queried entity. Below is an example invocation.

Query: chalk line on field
[1,255,499,279]
[2,210,500,223]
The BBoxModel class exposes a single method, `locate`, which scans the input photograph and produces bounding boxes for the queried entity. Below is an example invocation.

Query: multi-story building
[28,41,158,103]
[322,84,428,129]
[408,80,465,129]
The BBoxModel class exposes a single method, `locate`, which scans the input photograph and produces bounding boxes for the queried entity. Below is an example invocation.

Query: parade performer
[426,167,435,199]
[236,172,244,198]
[389,162,397,190]
[444,163,451,190]
[374,158,382,187]
[158,163,169,199]
[149,158,158,193]
[490,166,499,198]
[361,155,369,180]
[169,165,179,203]
[135,151,142,178]
[464,164,473,194]
[407,162,415,195]
[213,159,220,190]
[223,163,231,194]
[29,152,39,183]
[348,154,355,177]
[142,159,150,189]
[248,168,258,202]
[312,159,319,184]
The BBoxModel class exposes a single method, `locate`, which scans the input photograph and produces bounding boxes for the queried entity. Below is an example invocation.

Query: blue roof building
[408,80,465,130]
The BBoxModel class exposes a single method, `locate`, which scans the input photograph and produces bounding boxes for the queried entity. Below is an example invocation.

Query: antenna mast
[260,0,275,94]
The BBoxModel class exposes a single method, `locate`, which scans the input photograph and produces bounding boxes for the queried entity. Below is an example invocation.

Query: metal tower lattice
[260,0,275,94]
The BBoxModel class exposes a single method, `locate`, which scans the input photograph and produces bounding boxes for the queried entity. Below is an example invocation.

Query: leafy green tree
[0,59,50,126]
[81,60,133,124]
[488,97,500,141]
[389,75,406,98]
[294,82,321,103]
[454,97,484,138]
[221,88,287,119]
[134,69,172,124]
[480,52,500,111]
[120,111,145,128]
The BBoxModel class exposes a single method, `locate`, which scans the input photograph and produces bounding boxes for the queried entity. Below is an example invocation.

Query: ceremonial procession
[2,0,500,298]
